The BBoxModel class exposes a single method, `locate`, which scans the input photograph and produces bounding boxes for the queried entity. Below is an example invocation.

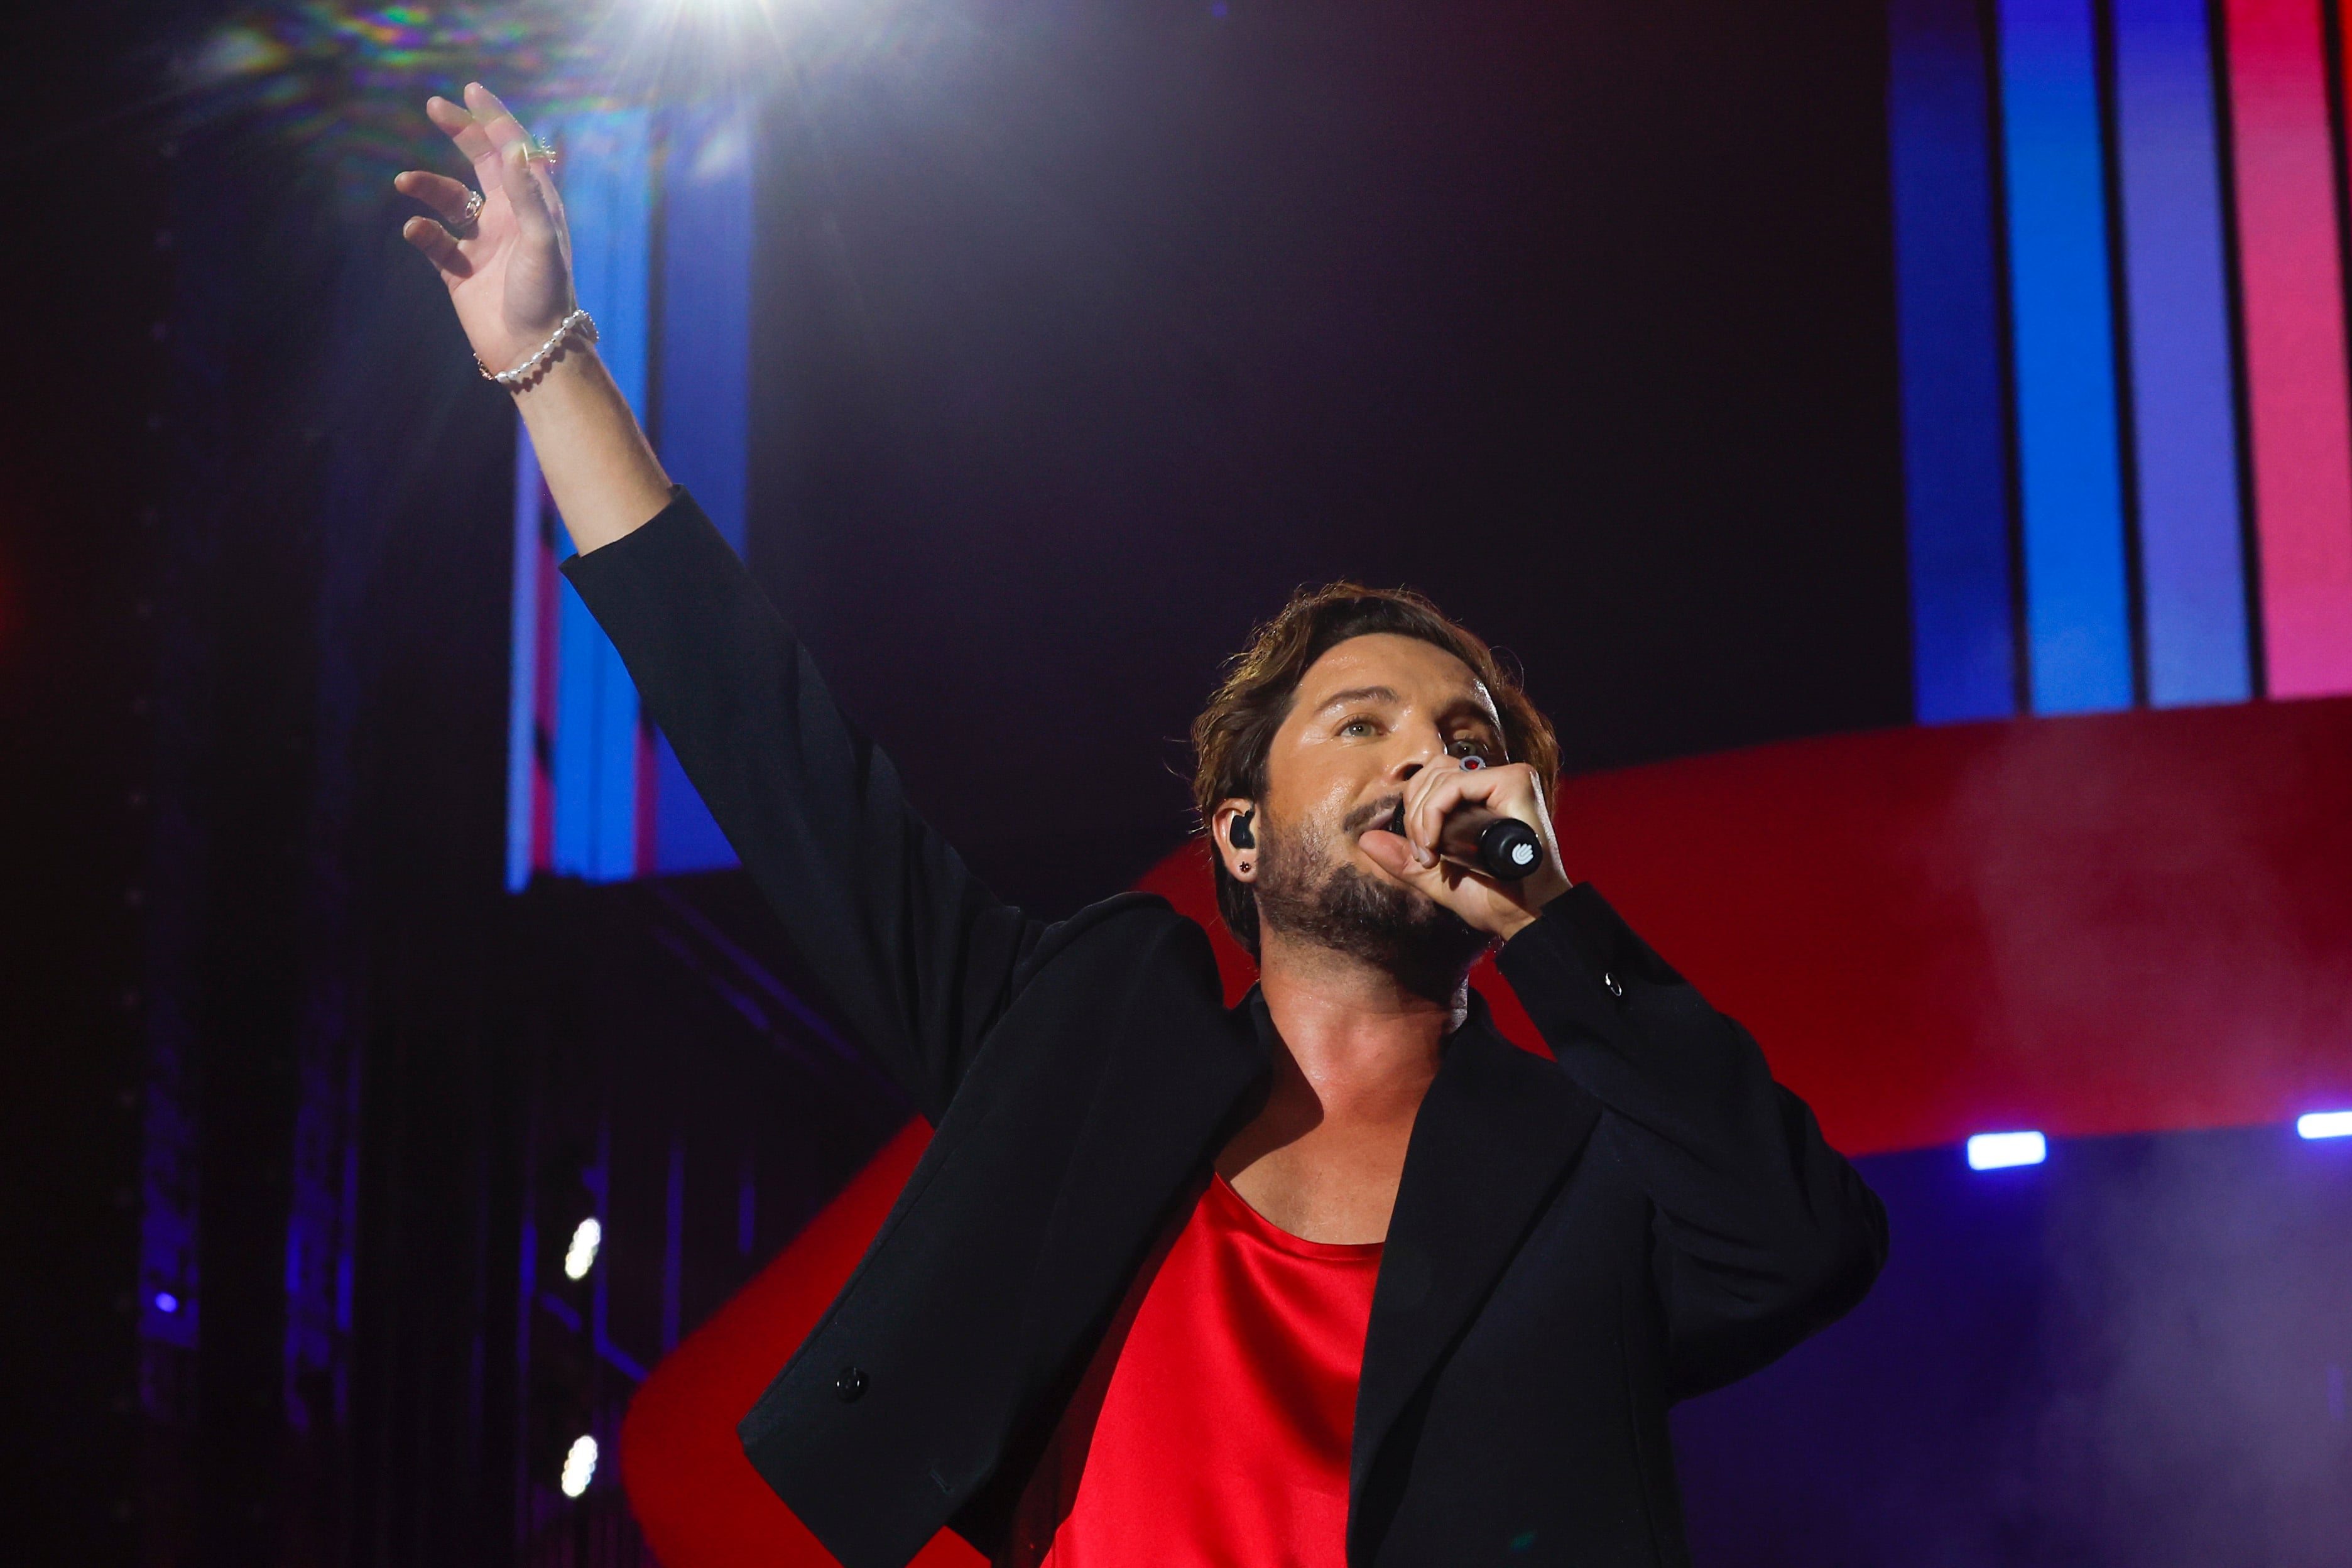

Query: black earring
[1228,810,1255,851]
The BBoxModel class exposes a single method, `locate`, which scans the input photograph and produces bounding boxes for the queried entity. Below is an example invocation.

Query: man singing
[398,84,1885,1568]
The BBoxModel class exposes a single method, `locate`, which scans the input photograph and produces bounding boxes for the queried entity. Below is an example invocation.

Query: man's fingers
[400,215,472,280]
[1401,761,1547,871]
[497,140,558,242]
[1359,829,1427,885]
[1364,827,1488,901]
[394,170,477,226]
[426,94,497,166]
[1412,763,1542,850]
[464,81,534,156]
[1405,769,1469,862]
[455,84,560,241]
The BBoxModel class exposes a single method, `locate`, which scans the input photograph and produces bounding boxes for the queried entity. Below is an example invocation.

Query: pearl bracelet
[477,308,598,391]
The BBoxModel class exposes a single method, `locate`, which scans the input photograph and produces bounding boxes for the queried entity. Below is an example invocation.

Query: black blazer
[564,491,1887,1568]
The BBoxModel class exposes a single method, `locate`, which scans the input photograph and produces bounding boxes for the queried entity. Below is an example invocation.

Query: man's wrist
[1491,910,1539,943]
[508,343,675,555]
[1489,881,1571,945]
[480,308,598,391]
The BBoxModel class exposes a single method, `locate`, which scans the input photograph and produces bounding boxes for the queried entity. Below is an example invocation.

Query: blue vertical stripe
[550,110,653,881]
[2111,0,2252,705]
[1890,0,2021,722]
[1998,0,2137,712]
[555,576,639,876]
[652,105,754,874]
[659,106,754,555]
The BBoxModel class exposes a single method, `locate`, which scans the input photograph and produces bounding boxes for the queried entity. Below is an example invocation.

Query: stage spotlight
[153,1292,179,1314]
[564,1216,602,1280]
[2297,1111,2352,1140]
[1966,1131,2047,1170]
[560,1434,599,1498]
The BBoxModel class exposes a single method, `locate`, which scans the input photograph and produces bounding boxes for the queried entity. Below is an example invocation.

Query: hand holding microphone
[1371,753,1572,941]
[1430,804,1547,880]
[1386,767,1547,881]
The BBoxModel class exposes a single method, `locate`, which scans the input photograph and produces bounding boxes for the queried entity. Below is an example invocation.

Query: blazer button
[1602,969,1625,1001]
[834,1366,868,1403]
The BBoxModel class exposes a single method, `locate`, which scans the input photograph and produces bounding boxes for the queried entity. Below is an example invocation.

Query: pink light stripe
[2224,0,2352,696]
[633,719,659,876]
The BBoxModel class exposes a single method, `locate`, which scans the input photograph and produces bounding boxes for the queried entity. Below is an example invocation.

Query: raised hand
[395,83,575,379]
[392,84,670,552]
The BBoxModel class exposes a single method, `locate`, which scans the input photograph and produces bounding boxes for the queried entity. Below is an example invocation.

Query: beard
[1251,796,1495,1003]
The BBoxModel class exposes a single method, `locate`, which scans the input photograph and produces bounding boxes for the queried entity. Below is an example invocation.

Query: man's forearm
[511,345,675,556]
[1496,889,1886,1388]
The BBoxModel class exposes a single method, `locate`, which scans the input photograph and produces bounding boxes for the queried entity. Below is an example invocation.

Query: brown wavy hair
[1190,582,1560,957]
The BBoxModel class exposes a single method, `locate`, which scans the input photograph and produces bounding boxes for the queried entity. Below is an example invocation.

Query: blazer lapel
[1011,977,1271,1393]
[1348,1010,1603,1552]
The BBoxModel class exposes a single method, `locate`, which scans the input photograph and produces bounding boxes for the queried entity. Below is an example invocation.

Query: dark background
[749,0,1907,914]
[0,1,1905,1562]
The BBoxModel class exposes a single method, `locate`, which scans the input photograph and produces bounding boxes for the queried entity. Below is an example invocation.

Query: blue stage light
[2296,1110,2352,1140]
[1966,1131,2048,1170]
[153,1291,179,1314]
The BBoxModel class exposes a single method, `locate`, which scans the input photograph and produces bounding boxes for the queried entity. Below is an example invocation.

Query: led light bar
[1966,1130,2048,1170]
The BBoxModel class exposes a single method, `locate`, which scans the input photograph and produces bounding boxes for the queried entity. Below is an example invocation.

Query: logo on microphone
[1510,841,1537,867]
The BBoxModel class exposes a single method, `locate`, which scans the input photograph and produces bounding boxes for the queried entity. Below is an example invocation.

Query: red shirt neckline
[1204,1170,1387,1263]
[999,1168,1385,1567]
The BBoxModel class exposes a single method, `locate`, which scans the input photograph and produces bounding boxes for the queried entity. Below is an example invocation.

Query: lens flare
[176,0,949,199]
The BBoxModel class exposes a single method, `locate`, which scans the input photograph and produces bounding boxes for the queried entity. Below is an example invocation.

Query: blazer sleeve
[560,488,1045,1122]
[1493,883,1888,1400]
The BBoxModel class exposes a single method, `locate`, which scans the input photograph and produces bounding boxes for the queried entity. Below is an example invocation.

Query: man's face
[1248,633,1506,986]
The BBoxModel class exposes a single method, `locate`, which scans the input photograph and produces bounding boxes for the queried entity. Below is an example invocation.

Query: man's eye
[1447,738,1493,759]
[1339,719,1376,738]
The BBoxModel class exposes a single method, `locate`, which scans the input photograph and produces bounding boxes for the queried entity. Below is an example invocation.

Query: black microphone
[1386,801,1547,882]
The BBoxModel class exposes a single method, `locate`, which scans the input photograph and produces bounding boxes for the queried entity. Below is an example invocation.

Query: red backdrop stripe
[1537,698,2352,1152]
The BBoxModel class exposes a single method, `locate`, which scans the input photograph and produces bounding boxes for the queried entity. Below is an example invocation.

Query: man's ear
[1211,800,1258,880]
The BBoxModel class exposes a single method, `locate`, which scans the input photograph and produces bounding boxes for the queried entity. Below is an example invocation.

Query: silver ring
[450,188,484,234]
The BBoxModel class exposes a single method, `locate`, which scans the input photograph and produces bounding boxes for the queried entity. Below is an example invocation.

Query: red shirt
[999,1172,1383,1567]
